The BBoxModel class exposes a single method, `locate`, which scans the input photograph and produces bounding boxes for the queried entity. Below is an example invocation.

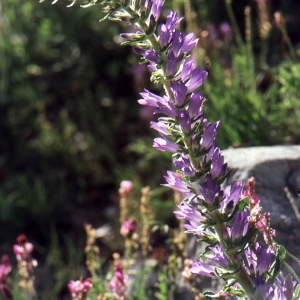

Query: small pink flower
[13,243,34,256]
[13,234,34,262]
[118,180,133,197]
[68,278,92,300]
[0,255,11,283]
[120,219,137,237]
[109,263,127,300]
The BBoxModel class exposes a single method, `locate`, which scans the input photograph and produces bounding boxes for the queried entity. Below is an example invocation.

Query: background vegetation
[0,0,300,298]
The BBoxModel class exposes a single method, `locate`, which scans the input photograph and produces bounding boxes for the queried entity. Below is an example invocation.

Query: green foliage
[155,267,169,300]
[0,175,67,238]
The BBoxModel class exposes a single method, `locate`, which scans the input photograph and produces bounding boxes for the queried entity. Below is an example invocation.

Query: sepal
[265,244,285,282]
[293,284,300,299]
[120,32,146,41]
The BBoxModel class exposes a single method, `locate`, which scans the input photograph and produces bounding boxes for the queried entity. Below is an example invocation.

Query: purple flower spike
[201,120,220,150]
[188,92,204,118]
[205,244,230,267]
[170,81,187,106]
[151,0,165,21]
[210,148,227,180]
[179,110,191,134]
[200,176,220,205]
[186,67,208,94]
[153,137,179,152]
[190,260,215,277]
[163,171,190,193]
[174,201,204,224]
[173,153,195,177]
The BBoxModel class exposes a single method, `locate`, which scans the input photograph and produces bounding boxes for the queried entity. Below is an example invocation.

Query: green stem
[286,249,300,264]
[212,211,255,297]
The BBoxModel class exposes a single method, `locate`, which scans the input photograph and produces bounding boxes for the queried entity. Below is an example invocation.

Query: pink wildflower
[68,277,92,300]
[118,181,133,197]
[120,218,137,238]
[109,263,127,300]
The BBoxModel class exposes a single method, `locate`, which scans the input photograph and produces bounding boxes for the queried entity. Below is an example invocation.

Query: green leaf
[279,245,287,262]
[293,284,300,298]
[236,196,249,212]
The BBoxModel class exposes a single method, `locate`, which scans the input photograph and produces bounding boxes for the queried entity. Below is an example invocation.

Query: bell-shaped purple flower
[150,121,171,136]
[139,89,164,107]
[181,33,198,53]
[173,153,195,177]
[163,171,190,193]
[153,136,179,152]
[150,0,165,21]
[210,147,227,180]
[200,120,220,151]
[170,81,187,106]
[166,51,183,77]
[190,260,215,277]
[205,244,230,267]
[169,30,184,57]
[134,47,161,64]
[165,11,183,31]
[200,176,220,205]
[159,11,183,48]
[179,110,191,134]
[270,277,296,300]
[177,57,195,82]
[155,96,177,118]
[159,24,172,48]
[174,201,204,224]
[188,92,204,119]
[220,181,244,213]
[244,242,273,277]
[145,49,161,64]
[226,211,250,242]
[202,143,216,162]
[186,67,208,94]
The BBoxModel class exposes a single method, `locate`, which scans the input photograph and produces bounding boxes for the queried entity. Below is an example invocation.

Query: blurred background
[1,0,300,298]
